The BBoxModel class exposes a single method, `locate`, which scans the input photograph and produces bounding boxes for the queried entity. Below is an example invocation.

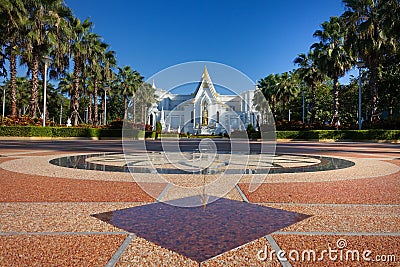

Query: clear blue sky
[64,0,350,84]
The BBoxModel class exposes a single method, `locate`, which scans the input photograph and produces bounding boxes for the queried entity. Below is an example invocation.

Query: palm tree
[275,71,299,117]
[312,16,354,127]
[23,0,72,119]
[294,52,326,124]
[253,85,270,125]
[341,0,400,122]
[100,50,117,124]
[85,33,107,126]
[136,82,156,124]
[116,66,143,121]
[69,17,92,125]
[84,35,117,126]
[0,0,27,117]
[258,74,279,118]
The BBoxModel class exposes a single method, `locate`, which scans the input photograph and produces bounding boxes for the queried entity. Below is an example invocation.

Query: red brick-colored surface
[0,159,164,202]
[272,234,399,266]
[0,141,398,266]
[0,234,127,266]
[239,160,400,205]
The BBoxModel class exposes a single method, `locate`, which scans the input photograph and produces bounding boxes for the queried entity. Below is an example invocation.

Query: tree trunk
[123,94,128,120]
[71,58,80,126]
[369,65,379,122]
[10,53,17,117]
[93,78,98,126]
[272,98,277,120]
[29,54,40,118]
[102,92,106,125]
[141,103,144,123]
[88,93,93,125]
[281,99,286,119]
[132,93,136,123]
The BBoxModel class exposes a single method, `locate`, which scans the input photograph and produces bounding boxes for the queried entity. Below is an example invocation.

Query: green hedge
[0,126,52,137]
[158,133,179,139]
[276,130,400,141]
[0,126,398,141]
[0,126,122,138]
[190,135,224,139]
[145,131,156,139]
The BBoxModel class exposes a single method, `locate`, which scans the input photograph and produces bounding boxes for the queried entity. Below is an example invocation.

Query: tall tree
[274,71,299,117]
[341,0,400,122]
[253,84,270,125]
[0,0,27,117]
[100,49,116,125]
[23,0,72,119]
[294,52,326,123]
[312,16,354,127]
[135,82,156,124]
[116,66,143,121]
[69,17,92,125]
[85,33,107,126]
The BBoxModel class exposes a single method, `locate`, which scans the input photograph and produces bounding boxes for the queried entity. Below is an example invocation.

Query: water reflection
[49,153,354,174]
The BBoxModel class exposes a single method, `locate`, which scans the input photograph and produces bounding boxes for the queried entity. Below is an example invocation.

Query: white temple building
[149,67,259,135]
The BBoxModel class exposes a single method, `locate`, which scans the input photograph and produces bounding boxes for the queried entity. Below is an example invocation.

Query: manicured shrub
[108,118,123,129]
[156,122,162,134]
[51,127,91,137]
[230,131,247,139]
[249,132,261,139]
[145,131,156,139]
[122,128,145,139]
[0,126,398,141]
[276,130,400,141]
[99,128,122,138]
[0,126,51,136]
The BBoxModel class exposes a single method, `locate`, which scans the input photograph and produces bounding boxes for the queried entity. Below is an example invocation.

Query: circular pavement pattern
[49,153,355,175]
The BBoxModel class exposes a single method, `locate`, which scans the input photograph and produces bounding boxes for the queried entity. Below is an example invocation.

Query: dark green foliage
[249,132,261,139]
[145,131,156,139]
[276,130,400,141]
[246,123,255,134]
[0,126,51,136]
[155,122,162,134]
[108,119,123,129]
[0,126,122,138]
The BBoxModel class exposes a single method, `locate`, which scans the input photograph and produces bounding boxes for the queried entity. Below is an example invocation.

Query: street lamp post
[42,56,51,127]
[356,60,365,130]
[59,101,63,125]
[104,87,108,125]
[302,91,305,124]
[2,85,5,118]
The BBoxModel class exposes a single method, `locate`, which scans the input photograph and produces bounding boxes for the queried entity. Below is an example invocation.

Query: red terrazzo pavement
[239,160,400,205]
[0,234,127,266]
[272,234,399,266]
[0,140,399,266]
[0,158,163,203]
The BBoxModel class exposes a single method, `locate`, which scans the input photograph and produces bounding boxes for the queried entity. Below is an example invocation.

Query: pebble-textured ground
[239,166,400,204]
[272,234,400,266]
[0,234,127,266]
[0,140,398,266]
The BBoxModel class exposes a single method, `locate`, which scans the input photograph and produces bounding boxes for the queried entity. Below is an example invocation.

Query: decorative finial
[152,79,156,89]
[203,66,209,77]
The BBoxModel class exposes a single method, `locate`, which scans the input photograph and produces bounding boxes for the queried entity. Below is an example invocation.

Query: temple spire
[203,66,209,78]
[152,80,156,89]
